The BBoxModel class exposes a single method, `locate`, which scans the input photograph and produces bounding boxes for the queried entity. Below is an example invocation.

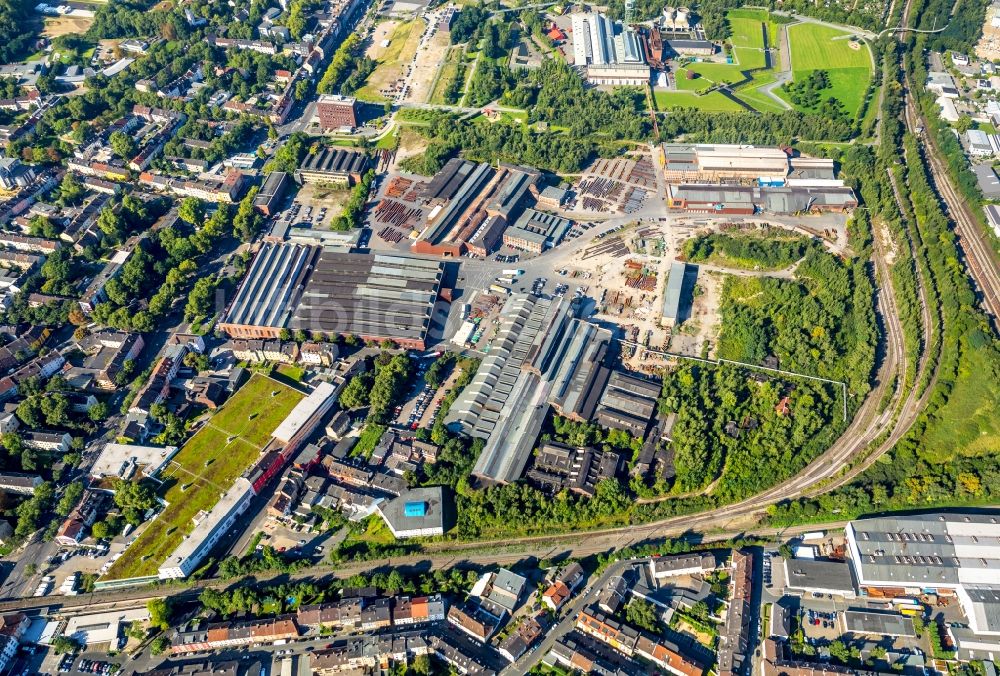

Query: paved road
[0,523,841,615]
[506,559,633,675]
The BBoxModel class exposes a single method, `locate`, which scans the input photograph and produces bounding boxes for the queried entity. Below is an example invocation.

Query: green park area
[658,11,871,118]
[660,9,782,111]
[654,90,746,112]
[778,23,873,116]
[102,375,305,580]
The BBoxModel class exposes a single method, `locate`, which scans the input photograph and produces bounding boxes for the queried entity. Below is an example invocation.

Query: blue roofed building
[376,486,446,538]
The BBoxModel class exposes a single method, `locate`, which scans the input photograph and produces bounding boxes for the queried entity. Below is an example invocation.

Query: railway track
[902,81,1000,328]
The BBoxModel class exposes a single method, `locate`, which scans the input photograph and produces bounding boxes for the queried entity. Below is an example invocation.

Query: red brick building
[317,94,359,131]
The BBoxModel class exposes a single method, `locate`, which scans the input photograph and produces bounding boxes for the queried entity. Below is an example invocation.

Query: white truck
[502,268,525,277]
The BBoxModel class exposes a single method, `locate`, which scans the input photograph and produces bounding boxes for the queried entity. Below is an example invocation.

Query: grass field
[654,90,746,112]
[428,45,464,105]
[355,19,424,103]
[785,23,873,116]
[103,375,304,580]
[919,342,1000,461]
[671,10,778,103]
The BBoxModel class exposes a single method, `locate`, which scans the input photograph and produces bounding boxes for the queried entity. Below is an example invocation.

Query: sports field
[785,23,873,116]
[102,375,304,580]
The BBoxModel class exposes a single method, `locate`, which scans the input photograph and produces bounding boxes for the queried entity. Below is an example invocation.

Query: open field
[405,21,448,104]
[102,375,304,580]
[919,342,1000,461]
[355,18,424,103]
[671,11,781,103]
[428,46,464,104]
[785,23,872,116]
[42,15,94,37]
[654,90,746,112]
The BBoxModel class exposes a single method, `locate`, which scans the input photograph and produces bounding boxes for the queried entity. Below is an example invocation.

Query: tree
[150,635,170,656]
[56,482,84,517]
[178,197,205,226]
[51,636,81,655]
[624,598,662,633]
[185,277,218,320]
[339,372,372,408]
[88,401,110,422]
[109,131,136,161]
[148,597,172,631]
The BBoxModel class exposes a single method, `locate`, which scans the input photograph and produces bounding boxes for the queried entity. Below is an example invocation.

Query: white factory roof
[847,513,1000,588]
[90,443,179,480]
[271,381,336,443]
[64,608,149,645]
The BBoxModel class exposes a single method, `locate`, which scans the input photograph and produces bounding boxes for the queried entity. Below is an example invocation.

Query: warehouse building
[375,486,446,538]
[665,39,715,56]
[594,370,661,437]
[296,147,368,186]
[571,13,651,86]
[217,243,318,339]
[525,442,621,498]
[842,610,915,638]
[846,513,1000,637]
[661,144,794,182]
[449,294,642,485]
[253,171,290,216]
[661,261,694,326]
[503,209,573,253]
[447,294,573,482]
[219,245,445,349]
[411,159,541,257]
[288,251,444,349]
[783,559,857,598]
[666,183,858,214]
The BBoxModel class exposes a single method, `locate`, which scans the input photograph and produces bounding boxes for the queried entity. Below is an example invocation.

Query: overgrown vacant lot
[784,23,873,116]
[103,375,304,580]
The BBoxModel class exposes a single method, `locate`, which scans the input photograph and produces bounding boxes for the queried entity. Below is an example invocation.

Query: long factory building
[217,243,445,349]
[410,159,542,258]
[572,12,651,85]
[447,293,661,484]
[846,513,1000,639]
[660,144,858,214]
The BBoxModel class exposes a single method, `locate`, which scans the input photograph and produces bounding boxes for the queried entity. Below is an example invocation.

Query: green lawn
[654,90,746,112]
[102,375,304,580]
[919,340,1000,461]
[428,45,464,105]
[785,23,873,116]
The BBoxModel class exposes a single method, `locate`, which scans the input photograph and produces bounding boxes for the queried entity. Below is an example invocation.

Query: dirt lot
[668,267,724,358]
[357,18,425,102]
[406,19,451,103]
[389,127,430,170]
[42,15,94,38]
[293,182,353,224]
